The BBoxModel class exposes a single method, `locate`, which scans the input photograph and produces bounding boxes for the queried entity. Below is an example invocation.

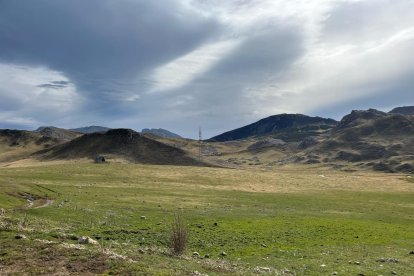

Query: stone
[140,216,146,219]
[192,252,200,257]
[204,254,210,258]
[391,271,397,275]
[409,250,414,255]
[78,236,98,245]
[15,234,26,239]
[219,251,227,257]
[332,272,338,275]
[261,243,267,247]
[377,258,398,263]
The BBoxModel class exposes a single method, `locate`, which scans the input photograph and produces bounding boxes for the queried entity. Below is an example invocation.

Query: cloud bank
[0,0,413,137]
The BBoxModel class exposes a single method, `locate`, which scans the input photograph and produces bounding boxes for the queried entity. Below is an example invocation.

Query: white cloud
[0,63,82,128]
[148,39,241,93]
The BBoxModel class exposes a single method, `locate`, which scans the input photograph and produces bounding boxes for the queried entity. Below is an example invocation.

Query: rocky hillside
[35,129,203,166]
[297,109,414,172]
[209,114,337,142]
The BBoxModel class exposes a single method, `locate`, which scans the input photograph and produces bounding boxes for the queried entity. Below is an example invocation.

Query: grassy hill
[0,128,80,164]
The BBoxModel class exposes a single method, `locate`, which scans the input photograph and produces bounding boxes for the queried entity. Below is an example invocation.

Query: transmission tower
[198,127,202,162]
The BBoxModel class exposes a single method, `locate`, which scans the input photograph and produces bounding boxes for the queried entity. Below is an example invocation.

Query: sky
[0,0,413,138]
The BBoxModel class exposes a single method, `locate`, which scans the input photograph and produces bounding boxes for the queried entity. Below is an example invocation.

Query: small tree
[170,213,188,255]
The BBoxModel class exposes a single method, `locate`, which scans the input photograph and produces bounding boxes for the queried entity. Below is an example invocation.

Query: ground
[0,160,413,275]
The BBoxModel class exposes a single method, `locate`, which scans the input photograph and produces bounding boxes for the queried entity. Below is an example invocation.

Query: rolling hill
[0,128,81,163]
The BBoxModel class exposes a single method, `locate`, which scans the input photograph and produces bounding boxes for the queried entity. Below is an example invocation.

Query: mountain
[141,128,182,138]
[209,114,338,142]
[35,128,203,166]
[70,126,111,133]
[297,109,414,172]
[389,106,414,115]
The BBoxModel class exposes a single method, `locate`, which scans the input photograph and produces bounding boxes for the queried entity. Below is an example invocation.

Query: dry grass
[170,214,189,255]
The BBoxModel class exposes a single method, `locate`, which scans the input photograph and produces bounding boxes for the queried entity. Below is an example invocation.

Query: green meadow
[0,163,413,275]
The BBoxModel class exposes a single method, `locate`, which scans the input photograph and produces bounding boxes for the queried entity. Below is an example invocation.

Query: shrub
[170,213,188,255]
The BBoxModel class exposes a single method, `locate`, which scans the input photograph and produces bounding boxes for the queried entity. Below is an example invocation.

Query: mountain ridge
[209,114,338,142]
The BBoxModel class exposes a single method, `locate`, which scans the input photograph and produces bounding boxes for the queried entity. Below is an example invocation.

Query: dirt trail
[34,198,53,209]
[26,197,53,209]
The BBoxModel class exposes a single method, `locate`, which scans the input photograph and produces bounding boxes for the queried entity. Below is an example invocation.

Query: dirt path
[26,197,53,209]
[34,198,53,209]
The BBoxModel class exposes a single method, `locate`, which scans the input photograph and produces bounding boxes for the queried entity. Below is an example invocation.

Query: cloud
[0,63,82,128]
[0,0,413,137]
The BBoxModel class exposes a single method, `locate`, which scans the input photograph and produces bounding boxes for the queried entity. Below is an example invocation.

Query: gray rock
[377,258,398,263]
[78,236,98,245]
[219,251,227,257]
[15,234,26,239]
[192,252,200,257]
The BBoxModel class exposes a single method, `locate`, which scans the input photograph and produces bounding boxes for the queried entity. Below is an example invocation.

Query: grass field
[1,162,413,275]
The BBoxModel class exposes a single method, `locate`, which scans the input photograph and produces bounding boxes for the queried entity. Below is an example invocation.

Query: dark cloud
[0,0,220,107]
[0,0,413,138]
[132,25,305,137]
[37,81,71,89]
[312,72,414,121]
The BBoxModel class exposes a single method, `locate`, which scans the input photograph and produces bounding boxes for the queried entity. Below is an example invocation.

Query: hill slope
[35,129,203,166]
[0,128,81,163]
[298,109,414,172]
[209,114,337,142]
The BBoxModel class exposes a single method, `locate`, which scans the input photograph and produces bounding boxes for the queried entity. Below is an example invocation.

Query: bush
[170,213,188,255]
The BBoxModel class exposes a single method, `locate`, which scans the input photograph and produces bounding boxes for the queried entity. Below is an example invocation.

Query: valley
[0,107,413,275]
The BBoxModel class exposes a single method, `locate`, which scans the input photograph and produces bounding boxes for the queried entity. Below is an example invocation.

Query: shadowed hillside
[35,129,204,166]
[209,114,337,142]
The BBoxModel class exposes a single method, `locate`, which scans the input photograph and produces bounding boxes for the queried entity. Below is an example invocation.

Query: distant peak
[141,128,182,138]
[389,106,414,115]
